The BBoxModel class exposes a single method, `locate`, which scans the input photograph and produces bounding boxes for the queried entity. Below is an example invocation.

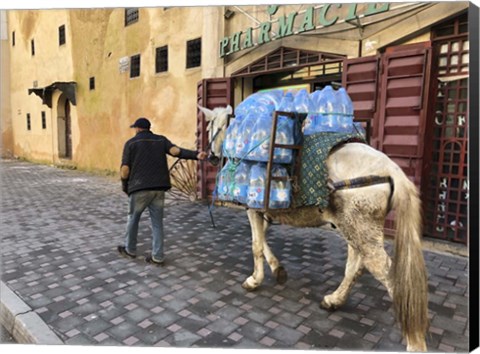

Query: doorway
[57,94,72,159]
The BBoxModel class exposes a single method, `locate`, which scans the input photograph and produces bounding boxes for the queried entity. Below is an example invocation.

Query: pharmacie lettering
[219,3,390,58]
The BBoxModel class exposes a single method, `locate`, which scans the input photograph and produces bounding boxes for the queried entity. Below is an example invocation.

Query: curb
[0,281,63,345]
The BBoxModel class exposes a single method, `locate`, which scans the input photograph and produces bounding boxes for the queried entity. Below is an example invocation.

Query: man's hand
[197,151,208,160]
[120,165,130,180]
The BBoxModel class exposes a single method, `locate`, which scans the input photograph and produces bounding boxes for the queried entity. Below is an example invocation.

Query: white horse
[199,105,429,352]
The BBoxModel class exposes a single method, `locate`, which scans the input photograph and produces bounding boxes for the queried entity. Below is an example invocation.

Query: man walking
[118,117,207,265]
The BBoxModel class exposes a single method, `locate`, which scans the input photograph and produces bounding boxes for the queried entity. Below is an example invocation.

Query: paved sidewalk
[0,159,470,351]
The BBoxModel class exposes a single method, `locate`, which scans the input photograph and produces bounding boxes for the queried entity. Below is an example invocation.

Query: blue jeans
[124,190,165,261]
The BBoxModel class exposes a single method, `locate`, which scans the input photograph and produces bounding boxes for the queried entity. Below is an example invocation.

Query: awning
[28,81,77,108]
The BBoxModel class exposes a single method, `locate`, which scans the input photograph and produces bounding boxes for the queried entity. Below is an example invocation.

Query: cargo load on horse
[198,87,429,352]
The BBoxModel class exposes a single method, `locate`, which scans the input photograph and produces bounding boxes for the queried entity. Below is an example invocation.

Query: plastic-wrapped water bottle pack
[216,87,358,208]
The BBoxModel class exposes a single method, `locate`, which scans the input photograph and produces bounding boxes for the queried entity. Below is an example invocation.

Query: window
[59,25,66,46]
[27,114,31,130]
[125,8,139,26]
[12,31,15,46]
[186,38,201,69]
[31,39,35,56]
[155,46,168,73]
[41,111,46,129]
[130,54,141,78]
[89,77,95,90]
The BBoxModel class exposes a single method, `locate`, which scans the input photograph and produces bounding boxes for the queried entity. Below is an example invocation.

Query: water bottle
[294,89,314,113]
[247,163,267,209]
[336,87,354,133]
[235,113,256,159]
[247,114,272,162]
[235,93,258,117]
[216,160,235,201]
[223,118,239,158]
[258,90,284,111]
[304,89,322,135]
[316,86,340,133]
[274,92,295,164]
[232,161,251,204]
[251,92,277,116]
[269,165,291,209]
[309,89,323,109]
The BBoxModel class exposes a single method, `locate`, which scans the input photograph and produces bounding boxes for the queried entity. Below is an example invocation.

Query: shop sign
[219,3,390,58]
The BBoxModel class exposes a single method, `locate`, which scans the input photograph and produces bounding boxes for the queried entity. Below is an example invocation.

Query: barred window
[59,25,66,46]
[130,54,141,78]
[41,111,47,129]
[31,39,35,56]
[125,8,139,26]
[89,77,95,90]
[27,113,31,130]
[186,38,201,69]
[155,46,168,73]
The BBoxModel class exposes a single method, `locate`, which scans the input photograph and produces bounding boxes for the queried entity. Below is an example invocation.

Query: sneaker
[117,245,136,259]
[145,255,164,266]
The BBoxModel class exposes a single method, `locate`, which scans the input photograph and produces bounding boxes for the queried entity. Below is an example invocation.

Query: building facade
[1,3,474,244]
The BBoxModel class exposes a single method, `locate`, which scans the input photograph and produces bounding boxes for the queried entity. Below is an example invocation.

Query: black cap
[130,117,151,129]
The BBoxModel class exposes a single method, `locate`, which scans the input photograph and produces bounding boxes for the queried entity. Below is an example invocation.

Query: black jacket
[121,130,196,195]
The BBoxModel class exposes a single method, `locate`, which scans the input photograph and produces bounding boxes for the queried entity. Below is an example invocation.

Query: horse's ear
[197,105,214,121]
[226,105,233,115]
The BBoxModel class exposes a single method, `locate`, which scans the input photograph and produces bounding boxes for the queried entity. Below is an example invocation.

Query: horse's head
[198,105,233,165]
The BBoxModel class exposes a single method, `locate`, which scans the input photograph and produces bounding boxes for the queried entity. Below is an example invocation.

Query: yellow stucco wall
[68,7,208,171]
[8,9,74,164]
[7,7,207,172]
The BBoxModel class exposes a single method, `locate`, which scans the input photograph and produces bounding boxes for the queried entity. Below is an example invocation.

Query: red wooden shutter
[196,78,233,199]
[342,55,381,147]
[377,42,432,187]
[377,42,432,233]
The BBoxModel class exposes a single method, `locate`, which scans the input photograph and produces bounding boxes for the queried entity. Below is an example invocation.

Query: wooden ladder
[263,111,304,212]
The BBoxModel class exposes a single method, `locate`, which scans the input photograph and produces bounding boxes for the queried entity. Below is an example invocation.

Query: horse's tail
[390,168,429,350]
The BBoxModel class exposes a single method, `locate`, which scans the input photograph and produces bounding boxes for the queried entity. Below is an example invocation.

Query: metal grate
[130,54,141,78]
[125,8,139,26]
[41,111,46,129]
[186,38,201,69]
[423,14,469,244]
[155,46,168,73]
[59,25,66,46]
[424,76,468,244]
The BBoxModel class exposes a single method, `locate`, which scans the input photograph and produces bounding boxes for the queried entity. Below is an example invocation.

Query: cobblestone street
[0,159,470,351]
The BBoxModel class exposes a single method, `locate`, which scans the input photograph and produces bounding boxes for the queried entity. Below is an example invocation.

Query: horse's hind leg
[359,241,393,297]
[242,209,268,291]
[320,244,364,310]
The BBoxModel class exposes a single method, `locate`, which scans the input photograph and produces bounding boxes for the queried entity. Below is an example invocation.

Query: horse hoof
[241,279,258,292]
[319,298,337,312]
[274,266,288,284]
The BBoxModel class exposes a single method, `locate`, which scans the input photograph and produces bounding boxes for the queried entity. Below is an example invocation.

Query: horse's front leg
[242,209,268,291]
[259,217,287,285]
